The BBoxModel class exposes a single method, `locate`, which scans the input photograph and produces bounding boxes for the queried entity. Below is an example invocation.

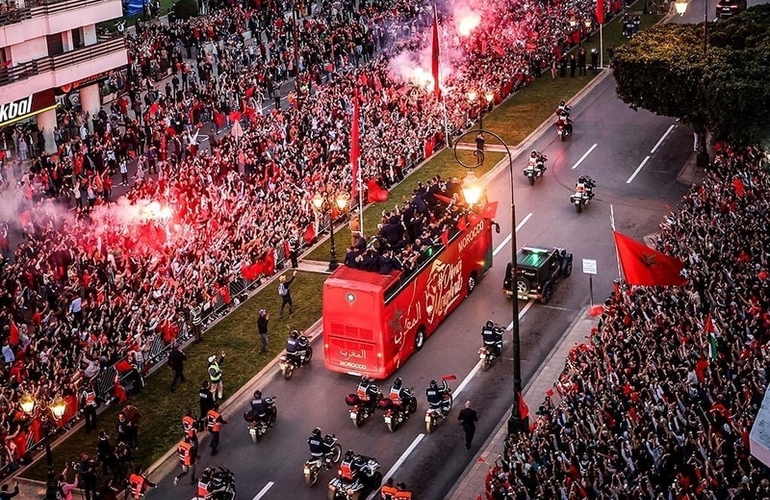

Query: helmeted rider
[481,320,504,357]
[307,427,334,463]
[557,99,571,115]
[388,378,414,411]
[250,390,275,427]
[528,150,547,173]
[576,175,596,199]
[286,330,309,365]
[196,468,213,500]
[356,376,381,408]
[425,379,451,416]
[338,450,369,482]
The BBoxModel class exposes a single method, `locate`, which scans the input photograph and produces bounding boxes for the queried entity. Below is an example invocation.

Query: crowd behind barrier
[0,0,628,481]
[489,146,770,500]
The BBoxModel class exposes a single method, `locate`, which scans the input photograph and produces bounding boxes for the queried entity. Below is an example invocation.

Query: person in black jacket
[257,309,270,354]
[168,343,187,393]
[458,400,479,450]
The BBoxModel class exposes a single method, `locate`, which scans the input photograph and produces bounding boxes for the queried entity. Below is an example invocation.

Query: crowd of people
[491,146,770,499]
[0,0,617,478]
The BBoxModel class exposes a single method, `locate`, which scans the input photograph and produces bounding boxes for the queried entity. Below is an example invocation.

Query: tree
[613,5,770,147]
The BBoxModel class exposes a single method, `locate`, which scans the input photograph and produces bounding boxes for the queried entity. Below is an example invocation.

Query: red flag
[351,93,360,198]
[229,111,242,122]
[613,231,687,286]
[304,224,316,244]
[213,111,225,129]
[480,201,499,219]
[246,86,255,97]
[545,388,554,398]
[431,6,441,97]
[149,102,159,115]
[434,193,453,204]
[732,178,745,197]
[468,212,481,225]
[456,217,469,231]
[440,229,449,247]
[518,391,529,419]
[597,0,604,24]
[9,321,19,345]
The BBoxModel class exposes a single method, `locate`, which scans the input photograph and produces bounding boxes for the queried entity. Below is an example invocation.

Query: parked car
[503,246,573,304]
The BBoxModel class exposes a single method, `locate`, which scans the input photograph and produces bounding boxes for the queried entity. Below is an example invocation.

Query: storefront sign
[0,89,56,128]
[57,70,115,94]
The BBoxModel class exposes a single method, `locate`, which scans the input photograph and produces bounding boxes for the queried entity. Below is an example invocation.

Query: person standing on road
[168,342,187,393]
[457,400,478,450]
[207,351,226,400]
[206,402,227,456]
[278,270,297,318]
[257,309,270,354]
[199,381,215,428]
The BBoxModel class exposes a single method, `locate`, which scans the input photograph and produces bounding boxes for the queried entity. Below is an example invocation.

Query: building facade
[0,0,127,154]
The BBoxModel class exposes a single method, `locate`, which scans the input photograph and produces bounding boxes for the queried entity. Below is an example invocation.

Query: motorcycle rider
[356,376,381,408]
[425,379,451,416]
[338,450,371,482]
[195,468,213,500]
[250,390,276,427]
[556,112,573,135]
[575,175,596,199]
[557,99,572,116]
[481,320,504,357]
[285,330,309,366]
[388,378,415,413]
[307,427,334,465]
[527,150,547,175]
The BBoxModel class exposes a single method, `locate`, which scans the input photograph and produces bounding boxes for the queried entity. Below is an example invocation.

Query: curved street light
[453,128,528,436]
[313,190,351,271]
[20,393,69,500]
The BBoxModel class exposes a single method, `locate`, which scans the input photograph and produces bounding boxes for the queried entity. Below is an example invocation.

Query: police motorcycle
[345,377,383,428]
[479,320,505,372]
[425,375,456,434]
[379,379,417,433]
[523,151,548,185]
[243,392,277,443]
[198,468,236,500]
[279,330,313,379]
[569,175,596,213]
[304,430,343,487]
[327,451,382,500]
[555,101,573,141]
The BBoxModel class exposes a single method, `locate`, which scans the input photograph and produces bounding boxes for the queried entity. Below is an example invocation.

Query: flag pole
[357,157,364,236]
[600,24,604,68]
[610,204,623,282]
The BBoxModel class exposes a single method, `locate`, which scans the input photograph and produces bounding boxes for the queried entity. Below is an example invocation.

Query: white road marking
[650,124,676,154]
[493,213,533,257]
[366,435,425,499]
[571,143,597,169]
[626,156,650,184]
[252,481,274,500]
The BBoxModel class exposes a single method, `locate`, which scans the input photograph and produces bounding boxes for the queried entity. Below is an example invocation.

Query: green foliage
[613,4,770,147]
[172,0,199,20]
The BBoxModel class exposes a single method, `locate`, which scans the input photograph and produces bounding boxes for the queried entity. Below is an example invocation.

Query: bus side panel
[322,282,384,377]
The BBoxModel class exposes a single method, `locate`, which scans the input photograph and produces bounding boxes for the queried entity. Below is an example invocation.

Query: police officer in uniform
[425,379,451,416]
[307,427,334,464]
[481,320,504,356]
[196,468,213,499]
[199,381,215,428]
[206,402,227,455]
[207,351,226,401]
[128,466,156,499]
[173,434,197,485]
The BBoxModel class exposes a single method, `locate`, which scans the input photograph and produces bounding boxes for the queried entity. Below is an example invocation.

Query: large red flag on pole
[596,0,604,24]
[613,231,687,286]
[432,5,441,97]
[351,93,360,198]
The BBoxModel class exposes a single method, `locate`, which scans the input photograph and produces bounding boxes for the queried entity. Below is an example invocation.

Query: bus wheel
[467,272,477,295]
[414,327,426,351]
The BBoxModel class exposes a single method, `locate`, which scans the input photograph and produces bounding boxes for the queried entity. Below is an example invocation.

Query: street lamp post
[466,90,495,130]
[312,190,351,272]
[453,128,528,436]
[20,393,68,500]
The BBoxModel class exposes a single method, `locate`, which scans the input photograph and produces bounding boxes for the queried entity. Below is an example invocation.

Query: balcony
[0,34,126,100]
[0,0,122,45]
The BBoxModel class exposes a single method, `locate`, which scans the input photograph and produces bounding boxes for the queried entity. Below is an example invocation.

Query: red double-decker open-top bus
[322,216,494,379]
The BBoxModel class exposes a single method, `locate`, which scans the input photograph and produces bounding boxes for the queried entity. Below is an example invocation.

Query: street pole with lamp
[452,128,528,436]
[312,190,351,272]
[20,393,68,500]
[466,90,495,131]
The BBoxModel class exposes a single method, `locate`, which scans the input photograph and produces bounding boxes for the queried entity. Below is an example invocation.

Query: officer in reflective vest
[207,352,226,401]
[182,410,199,450]
[379,478,398,500]
[173,434,196,486]
[128,466,156,499]
[395,482,413,499]
[81,381,99,433]
[206,402,227,455]
[196,468,213,499]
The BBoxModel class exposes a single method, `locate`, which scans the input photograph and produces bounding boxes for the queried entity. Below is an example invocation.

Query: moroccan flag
[9,321,19,345]
[304,223,316,244]
[150,102,159,115]
[213,111,225,129]
[440,229,449,247]
[613,231,686,286]
[431,5,440,97]
[480,201,499,219]
[705,314,718,359]
[518,391,529,419]
[597,0,604,24]
[732,178,745,197]
[351,93,360,198]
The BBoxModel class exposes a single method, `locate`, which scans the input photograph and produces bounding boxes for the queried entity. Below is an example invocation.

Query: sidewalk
[445,306,598,500]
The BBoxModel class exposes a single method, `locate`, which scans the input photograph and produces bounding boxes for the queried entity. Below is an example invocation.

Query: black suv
[715,0,746,18]
[503,246,573,304]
